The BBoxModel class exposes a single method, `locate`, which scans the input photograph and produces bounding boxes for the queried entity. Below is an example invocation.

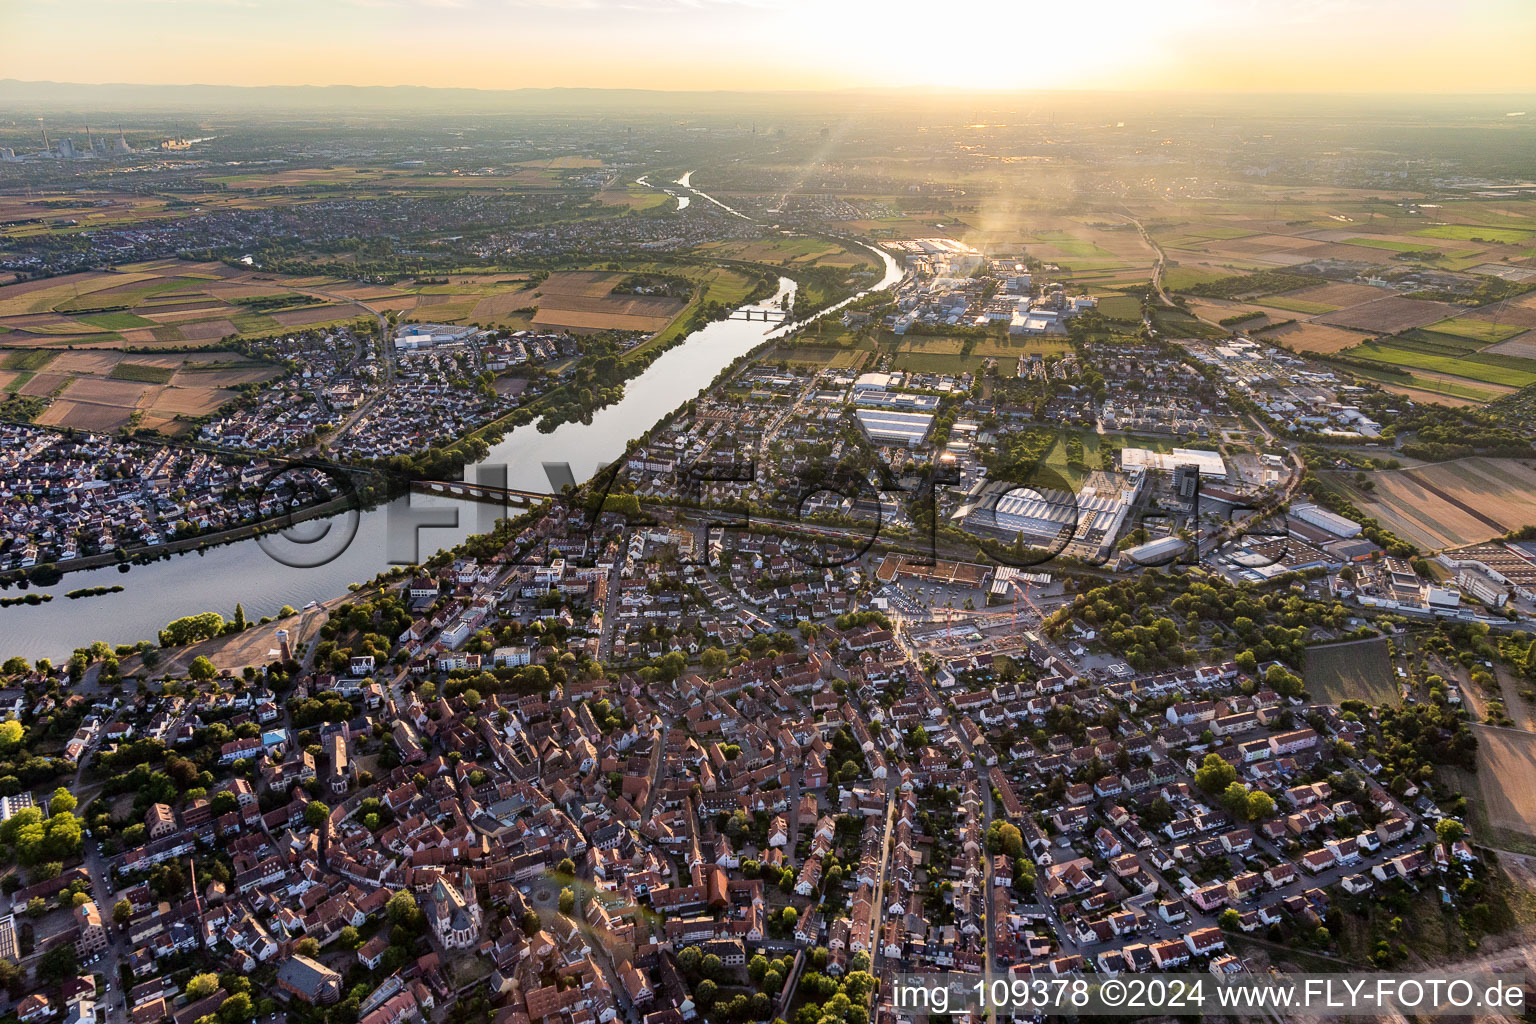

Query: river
[0,199,902,661]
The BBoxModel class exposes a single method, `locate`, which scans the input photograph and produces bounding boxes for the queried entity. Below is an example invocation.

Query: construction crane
[1006,577,1043,629]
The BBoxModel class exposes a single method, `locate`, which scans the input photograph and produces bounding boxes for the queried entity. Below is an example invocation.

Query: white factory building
[855,408,934,448]
[1119,447,1229,479]
[1289,502,1363,539]
[395,323,479,350]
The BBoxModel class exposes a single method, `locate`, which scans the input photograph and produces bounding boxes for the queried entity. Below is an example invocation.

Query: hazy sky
[5,0,1535,93]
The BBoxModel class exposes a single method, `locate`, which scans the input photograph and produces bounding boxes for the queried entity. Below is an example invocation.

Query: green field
[890,351,984,374]
[1414,224,1536,244]
[1258,295,1339,315]
[78,311,158,330]
[1305,638,1397,705]
[1336,361,1505,403]
[1162,266,1232,292]
[1343,340,1536,388]
[1095,294,1143,322]
[109,362,176,384]
[1390,329,1485,355]
[1421,317,1525,344]
[1342,236,1441,254]
[1,349,57,371]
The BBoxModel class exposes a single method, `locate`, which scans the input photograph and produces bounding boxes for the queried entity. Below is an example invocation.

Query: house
[276,955,343,1005]
[145,803,177,840]
[17,995,53,1022]
[1184,927,1225,956]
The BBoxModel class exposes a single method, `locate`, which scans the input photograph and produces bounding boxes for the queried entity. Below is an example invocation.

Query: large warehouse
[855,408,934,447]
[954,469,1146,562]
[1120,446,1229,479]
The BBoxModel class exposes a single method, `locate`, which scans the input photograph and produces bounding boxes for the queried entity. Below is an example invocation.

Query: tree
[987,821,1024,859]
[188,656,218,681]
[113,898,133,925]
[186,974,221,1000]
[677,946,702,975]
[694,980,718,1009]
[338,925,360,949]
[219,992,254,1024]
[386,890,419,926]
[48,788,76,814]
[556,857,576,877]
[1220,781,1251,818]
[1246,790,1276,821]
[304,801,331,827]
[558,887,575,914]
[295,938,320,957]
[1436,819,1466,845]
[748,955,769,984]
[37,943,77,984]
[0,721,22,752]
[1195,753,1238,794]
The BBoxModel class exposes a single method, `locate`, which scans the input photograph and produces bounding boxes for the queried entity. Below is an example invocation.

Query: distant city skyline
[5,0,1536,95]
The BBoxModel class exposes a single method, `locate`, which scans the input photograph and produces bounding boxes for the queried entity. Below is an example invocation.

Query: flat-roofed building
[854,408,933,447]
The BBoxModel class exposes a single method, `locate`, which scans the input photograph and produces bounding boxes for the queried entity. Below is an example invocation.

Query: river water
[0,201,902,660]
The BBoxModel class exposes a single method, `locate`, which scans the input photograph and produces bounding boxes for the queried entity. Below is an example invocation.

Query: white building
[1289,502,1363,539]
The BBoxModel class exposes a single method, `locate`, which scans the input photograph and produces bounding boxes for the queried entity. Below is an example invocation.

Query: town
[3,74,1536,1024]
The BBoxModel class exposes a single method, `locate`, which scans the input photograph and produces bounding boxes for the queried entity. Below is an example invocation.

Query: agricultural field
[1327,458,1536,551]
[1414,224,1536,245]
[1467,725,1536,842]
[2,347,278,434]
[1094,294,1144,322]
[1259,321,1370,354]
[1317,295,1464,333]
[1304,638,1396,706]
[1264,282,1393,313]
[1487,332,1536,360]
[1338,339,1536,389]
[1460,293,1536,330]
[695,236,879,272]
[1422,317,1527,344]
[0,260,378,348]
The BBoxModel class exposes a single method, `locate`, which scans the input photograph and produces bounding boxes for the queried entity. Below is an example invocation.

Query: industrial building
[395,323,479,350]
[1289,502,1363,539]
[954,468,1145,563]
[1119,447,1229,479]
[854,408,934,447]
[851,373,941,411]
